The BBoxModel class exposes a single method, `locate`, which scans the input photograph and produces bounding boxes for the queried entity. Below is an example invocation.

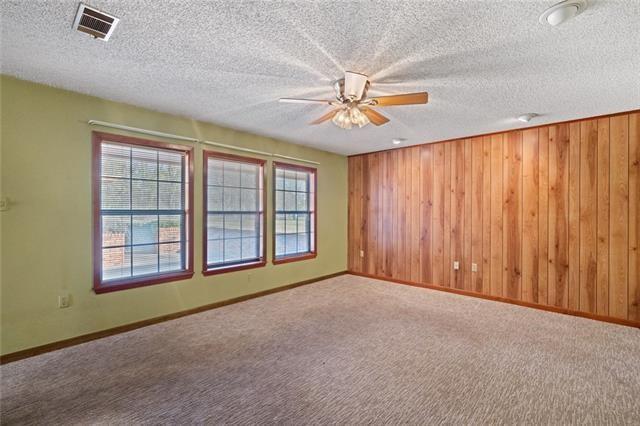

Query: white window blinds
[274,165,316,258]
[99,142,189,282]
[205,154,264,270]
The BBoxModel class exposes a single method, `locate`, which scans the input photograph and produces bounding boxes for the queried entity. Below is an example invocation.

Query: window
[93,132,193,293]
[203,151,266,274]
[273,162,317,264]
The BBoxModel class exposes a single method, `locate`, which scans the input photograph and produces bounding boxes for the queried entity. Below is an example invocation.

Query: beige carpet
[2,274,639,425]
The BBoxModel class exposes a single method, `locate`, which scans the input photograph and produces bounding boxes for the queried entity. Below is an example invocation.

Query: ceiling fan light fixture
[331,106,370,129]
[349,107,370,128]
[332,108,352,129]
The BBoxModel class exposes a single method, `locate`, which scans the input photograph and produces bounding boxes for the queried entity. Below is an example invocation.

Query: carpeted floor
[2,274,639,425]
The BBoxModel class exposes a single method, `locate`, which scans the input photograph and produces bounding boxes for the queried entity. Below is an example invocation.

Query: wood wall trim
[0,271,347,365]
[348,109,640,158]
[348,271,640,329]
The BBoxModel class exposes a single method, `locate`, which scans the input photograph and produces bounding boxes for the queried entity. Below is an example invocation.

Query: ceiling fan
[279,71,429,129]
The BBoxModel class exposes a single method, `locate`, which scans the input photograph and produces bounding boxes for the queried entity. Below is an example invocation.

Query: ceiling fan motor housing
[334,78,371,103]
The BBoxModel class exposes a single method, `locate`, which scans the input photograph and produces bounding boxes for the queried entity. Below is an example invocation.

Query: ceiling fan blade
[279,98,334,105]
[361,108,390,126]
[344,71,368,101]
[310,109,339,125]
[367,92,428,107]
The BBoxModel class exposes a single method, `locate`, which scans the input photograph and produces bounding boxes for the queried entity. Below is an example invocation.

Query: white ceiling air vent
[72,3,119,41]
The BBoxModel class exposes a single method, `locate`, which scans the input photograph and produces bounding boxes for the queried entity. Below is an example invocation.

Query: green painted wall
[0,76,348,355]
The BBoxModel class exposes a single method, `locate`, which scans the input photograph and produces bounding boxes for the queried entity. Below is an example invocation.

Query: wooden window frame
[92,131,194,294]
[202,151,267,275]
[272,162,318,265]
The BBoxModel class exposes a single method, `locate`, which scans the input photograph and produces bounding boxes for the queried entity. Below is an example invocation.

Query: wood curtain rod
[87,120,321,165]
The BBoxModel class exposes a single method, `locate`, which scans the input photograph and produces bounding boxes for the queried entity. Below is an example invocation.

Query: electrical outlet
[359,250,364,258]
[472,263,478,272]
[453,261,460,270]
[58,294,71,309]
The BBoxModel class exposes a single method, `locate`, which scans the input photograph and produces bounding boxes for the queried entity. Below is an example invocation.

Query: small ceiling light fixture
[392,138,406,145]
[539,0,588,26]
[517,113,538,123]
[331,105,370,129]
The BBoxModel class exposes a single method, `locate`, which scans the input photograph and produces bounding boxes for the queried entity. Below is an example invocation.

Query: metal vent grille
[73,3,119,41]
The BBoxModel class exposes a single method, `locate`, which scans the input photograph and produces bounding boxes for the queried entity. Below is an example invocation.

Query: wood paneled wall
[348,112,640,324]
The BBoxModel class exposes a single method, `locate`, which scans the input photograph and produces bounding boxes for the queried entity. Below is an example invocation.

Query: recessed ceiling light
[517,113,538,123]
[392,138,405,145]
[539,0,588,26]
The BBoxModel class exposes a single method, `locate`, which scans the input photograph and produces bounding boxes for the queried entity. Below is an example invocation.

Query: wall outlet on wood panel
[359,250,364,258]
[472,263,478,272]
[453,261,460,270]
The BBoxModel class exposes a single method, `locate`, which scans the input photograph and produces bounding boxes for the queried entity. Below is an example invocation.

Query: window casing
[203,151,266,274]
[93,132,194,293]
[273,162,317,264]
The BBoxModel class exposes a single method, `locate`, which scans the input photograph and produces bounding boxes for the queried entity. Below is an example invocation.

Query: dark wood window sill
[273,252,317,265]
[94,270,194,294]
[202,260,266,276]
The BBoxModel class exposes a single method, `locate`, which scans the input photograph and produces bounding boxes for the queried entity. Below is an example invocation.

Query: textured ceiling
[2,1,639,155]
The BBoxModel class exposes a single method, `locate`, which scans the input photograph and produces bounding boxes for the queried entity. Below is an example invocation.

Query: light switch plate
[472,263,478,272]
[453,261,460,270]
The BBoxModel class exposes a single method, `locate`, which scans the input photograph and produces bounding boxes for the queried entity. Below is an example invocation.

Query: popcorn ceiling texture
[1,0,639,155]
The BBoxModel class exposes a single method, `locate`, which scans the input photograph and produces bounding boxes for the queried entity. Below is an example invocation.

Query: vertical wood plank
[549,124,570,308]
[490,134,503,296]
[596,118,610,315]
[538,127,549,305]
[357,156,365,273]
[390,150,398,277]
[420,145,433,283]
[503,131,523,300]
[366,154,378,276]
[579,120,598,313]
[471,137,484,293]
[376,153,384,276]
[351,156,364,273]
[464,139,473,291]
[482,136,492,295]
[522,128,539,303]
[452,140,465,289]
[396,150,404,278]
[403,149,412,280]
[609,115,629,319]
[443,142,452,287]
[411,147,421,282]
[403,149,412,281]
[629,113,640,321]
[432,143,445,286]
[568,122,581,310]
[361,155,369,275]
